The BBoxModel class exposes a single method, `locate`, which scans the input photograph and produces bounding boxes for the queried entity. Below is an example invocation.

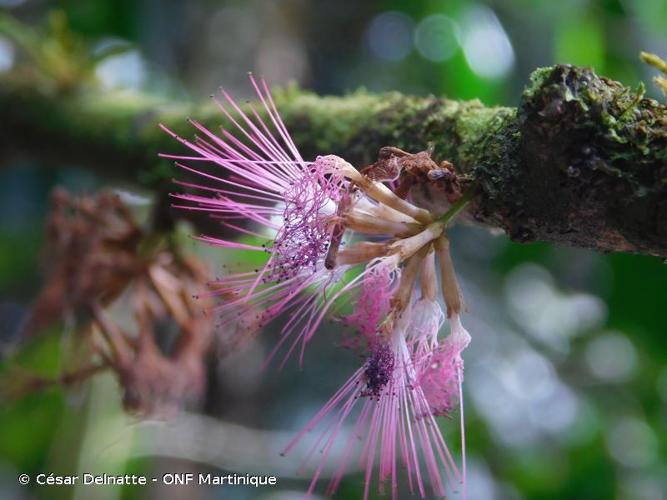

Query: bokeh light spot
[414,14,460,62]
[95,46,146,90]
[585,332,638,382]
[0,36,15,73]
[366,11,415,62]
[607,417,658,468]
[460,5,515,79]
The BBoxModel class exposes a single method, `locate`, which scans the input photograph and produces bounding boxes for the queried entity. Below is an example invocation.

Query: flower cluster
[18,189,214,415]
[163,76,472,499]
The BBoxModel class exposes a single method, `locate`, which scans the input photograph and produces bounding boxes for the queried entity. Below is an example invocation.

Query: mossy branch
[1,64,666,257]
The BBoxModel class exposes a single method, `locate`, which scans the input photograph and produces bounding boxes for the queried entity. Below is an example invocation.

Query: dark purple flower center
[362,343,395,399]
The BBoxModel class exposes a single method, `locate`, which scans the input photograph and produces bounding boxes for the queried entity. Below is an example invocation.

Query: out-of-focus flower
[22,188,142,336]
[89,250,213,415]
[14,189,214,415]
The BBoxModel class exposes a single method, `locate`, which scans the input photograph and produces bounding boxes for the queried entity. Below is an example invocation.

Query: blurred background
[1,0,666,499]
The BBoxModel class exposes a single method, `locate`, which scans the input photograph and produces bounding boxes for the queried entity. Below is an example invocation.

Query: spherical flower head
[418,313,471,416]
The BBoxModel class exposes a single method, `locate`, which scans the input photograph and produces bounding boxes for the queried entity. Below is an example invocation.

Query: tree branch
[1,64,665,256]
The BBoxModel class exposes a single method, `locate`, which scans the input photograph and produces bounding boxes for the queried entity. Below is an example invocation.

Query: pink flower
[283,307,466,499]
[342,256,400,343]
[162,75,474,497]
[410,297,445,353]
[417,313,470,417]
[162,78,448,367]
[161,76,352,366]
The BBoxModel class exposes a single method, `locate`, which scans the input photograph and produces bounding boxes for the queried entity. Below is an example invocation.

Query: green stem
[437,192,474,227]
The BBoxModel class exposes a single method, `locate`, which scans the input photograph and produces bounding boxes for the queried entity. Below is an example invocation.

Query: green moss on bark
[1,64,665,256]
[474,65,667,256]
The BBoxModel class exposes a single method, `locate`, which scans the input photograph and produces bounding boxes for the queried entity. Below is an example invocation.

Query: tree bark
[1,65,665,257]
